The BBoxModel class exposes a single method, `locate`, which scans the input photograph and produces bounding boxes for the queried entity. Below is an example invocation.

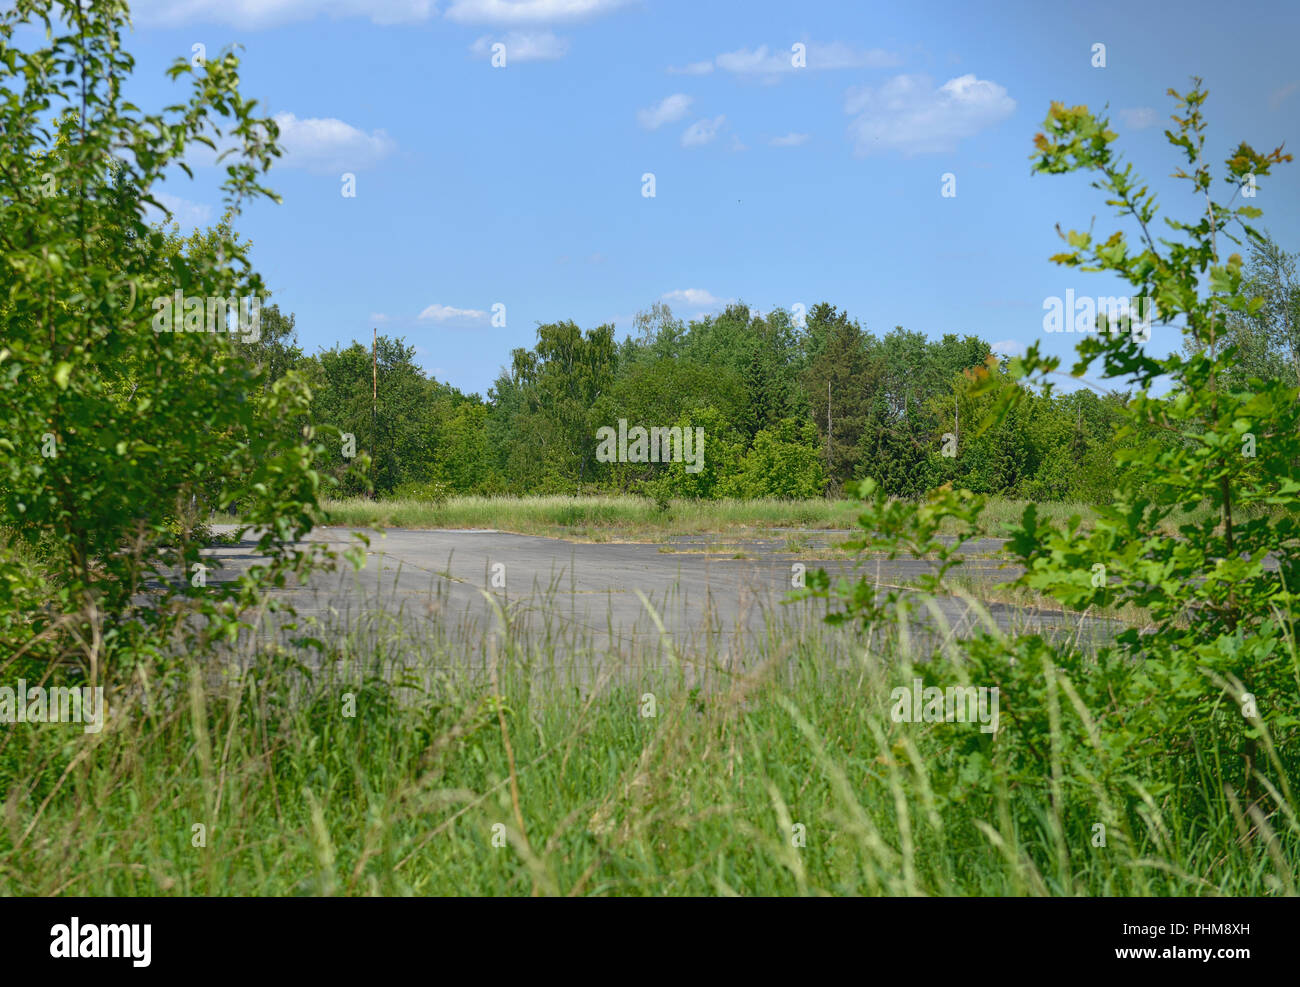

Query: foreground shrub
[0,0,342,677]
[804,80,1299,878]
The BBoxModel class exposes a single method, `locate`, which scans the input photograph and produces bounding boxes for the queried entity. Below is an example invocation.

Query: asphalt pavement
[203,525,1116,671]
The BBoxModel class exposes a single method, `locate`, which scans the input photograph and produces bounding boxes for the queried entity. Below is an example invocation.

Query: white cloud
[806,40,899,69]
[134,0,630,28]
[769,132,809,147]
[715,46,783,75]
[446,0,627,24]
[419,303,489,323]
[1117,107,1157,130]
[661,289,729,308]
[715,41,900,79]
[271,112,395,173]
[1270,80,1300,110]
[147,191,213,229]
[667,60,715,76]
[637,94,693,130]
[470,31,569,61]
[990,339,1024,357]
[131,0,435,28]
[681,115,725,148]
[844,73,1015,156]
[370,313,391,323]
[806,41,901,70]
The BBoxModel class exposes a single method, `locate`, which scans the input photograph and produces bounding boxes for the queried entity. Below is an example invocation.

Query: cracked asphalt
[205,526,1117,665]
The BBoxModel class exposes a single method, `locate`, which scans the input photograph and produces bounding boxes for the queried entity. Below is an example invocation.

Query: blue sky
[90,0,1300,395]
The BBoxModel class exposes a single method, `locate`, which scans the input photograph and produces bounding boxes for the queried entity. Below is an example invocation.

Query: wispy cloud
[681,115,725,148]
[662,288,729,308]
[272,112,396,173]
[131,0,436,29]
[769,132,809,147]
[637,94,693,130]
[470,31,569,61]
[142,0,630,28]
[844,73,1015,156]
[714,41,901,80]
[446,0,628,24]
[1270,80,1300,110]
[419,303,490,324]
[1117,107,1157,130]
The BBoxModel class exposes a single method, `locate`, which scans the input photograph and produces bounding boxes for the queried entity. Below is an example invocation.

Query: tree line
[252,233,1296,502]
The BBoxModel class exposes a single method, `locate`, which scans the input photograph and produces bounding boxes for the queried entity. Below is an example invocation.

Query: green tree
[307,335,431,495]
[241,301,303,392]
[801,305,879,491]
[643,405,745,502]
[722,418,826,499]
[812,82,1300,806]
[1212,233,1300,387]
[682,304,802,440]
[0,0,334,672]
[493,321,617,492]
[432,396,498,493]
[592,357,746,491]
[620,300,686,366]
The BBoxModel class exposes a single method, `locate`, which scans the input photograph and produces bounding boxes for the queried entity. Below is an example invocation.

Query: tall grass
[307,494,1114,542]
[2,587,1293,896]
